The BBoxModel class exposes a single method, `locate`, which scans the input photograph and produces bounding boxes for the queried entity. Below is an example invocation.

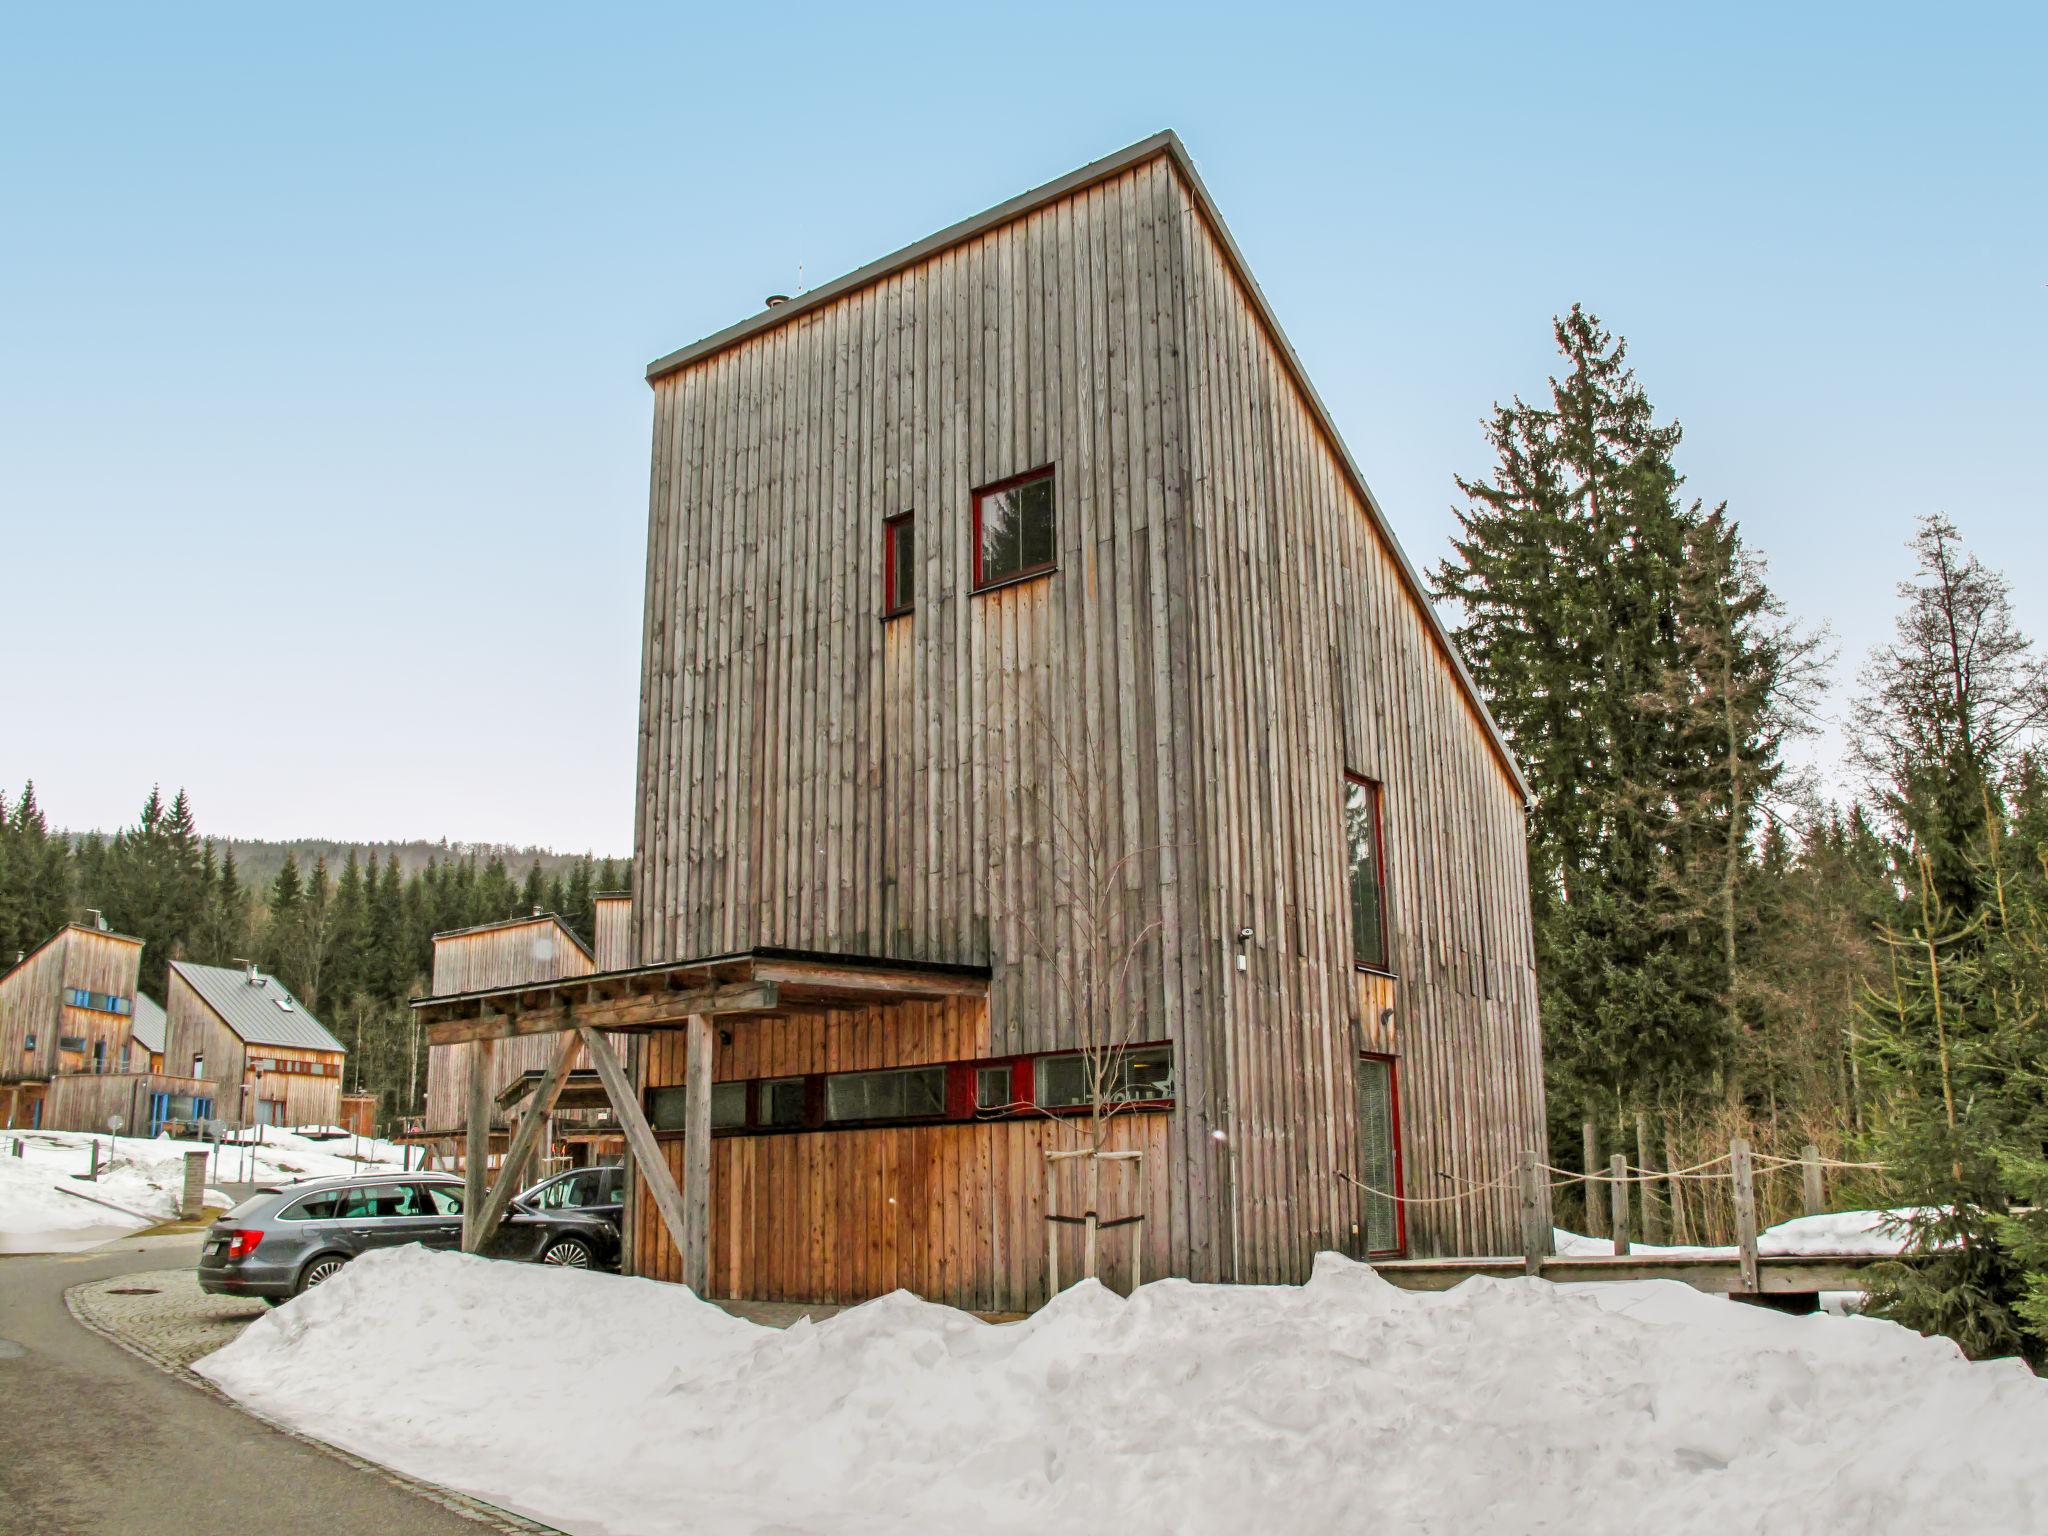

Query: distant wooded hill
[200,838,627,899]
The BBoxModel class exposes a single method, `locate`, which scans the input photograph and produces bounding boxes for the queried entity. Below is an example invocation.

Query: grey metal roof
[130,992,166,1055]
[170,961,347,1054]
[640,131,1530,803]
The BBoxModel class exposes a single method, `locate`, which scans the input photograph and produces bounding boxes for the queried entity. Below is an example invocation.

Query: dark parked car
[198,1172,467,1302]
[486,1163,624,1272]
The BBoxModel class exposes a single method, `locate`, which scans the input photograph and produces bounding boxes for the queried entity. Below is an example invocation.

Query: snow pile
[198,1247,2048,1536]
[1555,1208,1930,1260]
[0,1125,417,1253]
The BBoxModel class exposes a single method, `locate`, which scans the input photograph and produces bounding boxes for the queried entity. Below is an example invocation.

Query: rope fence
[1336,1136,1899,1281]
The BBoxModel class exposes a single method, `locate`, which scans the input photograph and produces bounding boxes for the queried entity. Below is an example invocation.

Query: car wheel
[540,1237,594,1269]
[295,1255,348,1295]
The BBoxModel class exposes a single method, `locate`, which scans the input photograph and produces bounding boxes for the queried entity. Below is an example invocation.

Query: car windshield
[223,1191,284,1220]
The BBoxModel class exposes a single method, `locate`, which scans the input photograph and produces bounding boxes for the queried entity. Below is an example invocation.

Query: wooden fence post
[1609,1153,1631,1256]
[1582,1120,1604,1239]
[1731,1137,1760,1293]
[1801,1143,1825,1217]
[1636,1113,1665,1246]
[1519,1150,1546,1275]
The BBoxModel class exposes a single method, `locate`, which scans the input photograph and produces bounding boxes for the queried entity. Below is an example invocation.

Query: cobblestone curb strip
[67,1269,561,1536]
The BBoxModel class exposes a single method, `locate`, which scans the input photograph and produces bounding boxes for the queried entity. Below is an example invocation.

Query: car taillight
[225,1229,264,1261]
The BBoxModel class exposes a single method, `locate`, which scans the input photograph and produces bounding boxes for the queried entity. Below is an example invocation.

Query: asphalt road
[0,1232,496,1536]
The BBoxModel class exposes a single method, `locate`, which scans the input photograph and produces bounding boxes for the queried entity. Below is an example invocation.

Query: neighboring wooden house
[416,132,1547,1311]
[417,912,598,1140]
[0,924,218,1134]
[163,961,346,1128]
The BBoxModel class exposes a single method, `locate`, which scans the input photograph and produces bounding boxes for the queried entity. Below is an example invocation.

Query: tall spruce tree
[1433,307,1709,1141]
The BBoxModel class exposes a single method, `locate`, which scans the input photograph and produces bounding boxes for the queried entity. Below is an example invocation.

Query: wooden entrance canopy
[410,947,990,1294]
[412,946,990,1048]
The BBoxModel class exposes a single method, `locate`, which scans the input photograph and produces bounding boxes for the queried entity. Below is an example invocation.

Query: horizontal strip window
[247,1057,335,1076]
[61,989,132,1016]
[645,1043,1176,1139]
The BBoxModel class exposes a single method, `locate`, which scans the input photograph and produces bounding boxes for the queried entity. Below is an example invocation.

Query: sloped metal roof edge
[642,130,1529,804]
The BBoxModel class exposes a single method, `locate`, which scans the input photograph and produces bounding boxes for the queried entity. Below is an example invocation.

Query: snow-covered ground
[197,1247,2048,1536]
[0,1125,418,1254]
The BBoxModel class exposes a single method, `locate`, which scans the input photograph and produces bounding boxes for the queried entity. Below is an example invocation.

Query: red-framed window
[1355,1052,1405,1256]
[644,1042,1174,1138]
[882,511,915,617]
[971,466,1056,591]
[1343,774,1391,973]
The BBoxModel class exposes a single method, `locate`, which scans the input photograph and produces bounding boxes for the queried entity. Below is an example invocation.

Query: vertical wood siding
[632,148,1546,1289]
[1168,180,1546,1262]
[632,1000,1170,1309]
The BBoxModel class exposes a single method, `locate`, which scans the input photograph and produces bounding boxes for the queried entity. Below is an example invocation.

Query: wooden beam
[426,981,779,1046]
[461,1038,494,1249]
[577,1026,700,1292]
[748,959,988,999]
[680,1014,712,1295]
[466,1033,579,1253]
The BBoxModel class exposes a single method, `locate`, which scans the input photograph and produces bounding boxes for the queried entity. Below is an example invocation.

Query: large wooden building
[418,132,1546,1310]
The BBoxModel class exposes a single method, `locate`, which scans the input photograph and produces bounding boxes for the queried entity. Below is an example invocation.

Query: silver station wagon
[198,1172,467,1303]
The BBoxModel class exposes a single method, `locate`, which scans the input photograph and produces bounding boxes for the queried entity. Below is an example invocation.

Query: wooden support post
[1582,1119,1604,1239]
[1519,1150,1546,1275]
[680,1014,712,1296]
[1609,1153,1631,1257]
[1801,1143,1825,1217]
[468,1033,579,1252]
[462,1038,494,1250]
[1731,1137,1760,1294]
[579,1026,701,1294]
[1636,1112,1665,1246]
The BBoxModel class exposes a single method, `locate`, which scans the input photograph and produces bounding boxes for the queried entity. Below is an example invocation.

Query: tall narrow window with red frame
[883,512,915,617]
[1355,1053,1404,1255]
[1343,774,1390,971]
[972,467,1055,590]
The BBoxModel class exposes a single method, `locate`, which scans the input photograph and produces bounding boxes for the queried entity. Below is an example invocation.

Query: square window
[761,1076,808,1127]
[883,512,915,616]
[1344,776,1390,971]
[975,1065,1013,1112]
[973,469,1055,590]
[1036,1053,1089,1109]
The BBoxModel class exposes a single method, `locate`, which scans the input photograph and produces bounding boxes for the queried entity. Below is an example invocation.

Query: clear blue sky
[3,3,2041,854]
